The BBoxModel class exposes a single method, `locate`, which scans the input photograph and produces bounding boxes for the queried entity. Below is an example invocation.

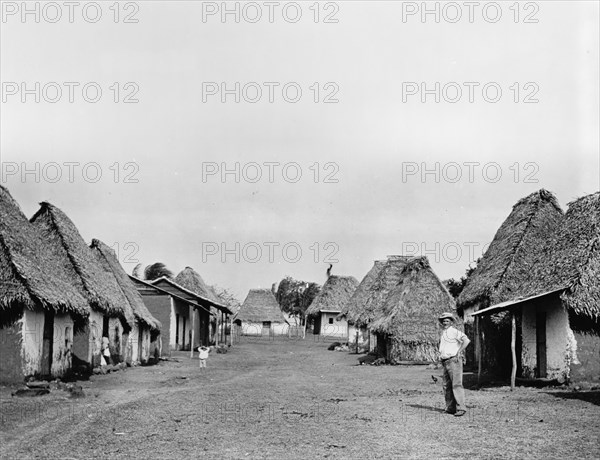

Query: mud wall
[521,295,570,381]
[319,313,347,338]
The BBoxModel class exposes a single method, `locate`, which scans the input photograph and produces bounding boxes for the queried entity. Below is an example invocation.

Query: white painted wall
[20,308,44,377]
[320,313,347,338]
[50,313,74,378]
[521,296,573,381]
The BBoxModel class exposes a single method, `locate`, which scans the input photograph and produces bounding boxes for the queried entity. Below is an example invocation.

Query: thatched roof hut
[305,275,359,317]
[175,267,225,307]
[234,289,287,323]
[0,185,89,326]
[458,189,564,311]
[519,191,600,332]
[90,239,160,331]
[341,260,386,323]
[350,256,413,327]
[30,202,130,323]
[370,257,456,341]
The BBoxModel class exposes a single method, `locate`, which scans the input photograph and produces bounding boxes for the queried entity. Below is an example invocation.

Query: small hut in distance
[370,256,456,363]
[306,275,358,338]
[234,289,288,337]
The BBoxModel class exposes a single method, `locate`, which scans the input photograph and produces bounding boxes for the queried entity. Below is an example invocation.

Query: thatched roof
[351,256,414,327]
[90,239,160,331]
[520,192,600,331]
[0,185,89,325]
[458,189,563,310]
[174,267,224,307]
[30,202,128,319]
[234,289,287,323]
[341,260,386,322]
[305,275,359,317]
[370,257,456,342]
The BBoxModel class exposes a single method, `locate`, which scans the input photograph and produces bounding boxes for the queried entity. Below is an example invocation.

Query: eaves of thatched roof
[0,186,89,324]
[305,275,358,317]
[234,288,287,323]
[370,257,456,342]
[521,191,600,331]
[31,202,128,319]
[458,189,563,310]
[351,256,413,327]
[91,239,160,331]
[174,267,225,307]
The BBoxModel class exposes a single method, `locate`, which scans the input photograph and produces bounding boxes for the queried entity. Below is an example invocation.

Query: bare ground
[1,337,599,459]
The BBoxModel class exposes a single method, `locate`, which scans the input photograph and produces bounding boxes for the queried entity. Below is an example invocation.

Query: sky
[1,0,599,300]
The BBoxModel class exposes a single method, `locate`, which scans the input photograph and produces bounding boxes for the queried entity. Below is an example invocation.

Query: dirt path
[1,338,599,459]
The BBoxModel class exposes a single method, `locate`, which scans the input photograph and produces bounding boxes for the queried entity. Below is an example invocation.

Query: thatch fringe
[91,239,160,331]
[0,185,89,322]
[234,289,287,323]
[305,275,359,317]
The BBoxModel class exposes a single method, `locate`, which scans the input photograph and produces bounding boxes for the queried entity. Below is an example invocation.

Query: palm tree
[143,262,174,281]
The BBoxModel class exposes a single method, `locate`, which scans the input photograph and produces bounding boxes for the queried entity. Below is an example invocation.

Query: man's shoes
[454,410,466,417]
[444,410,456,415]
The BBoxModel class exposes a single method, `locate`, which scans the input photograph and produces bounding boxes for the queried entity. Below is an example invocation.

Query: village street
[1,338,599,459]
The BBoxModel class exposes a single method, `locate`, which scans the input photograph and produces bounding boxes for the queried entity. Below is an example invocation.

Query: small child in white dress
[198,346,210,369]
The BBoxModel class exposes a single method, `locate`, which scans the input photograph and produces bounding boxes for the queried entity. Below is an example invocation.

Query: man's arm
[457,335,471,356]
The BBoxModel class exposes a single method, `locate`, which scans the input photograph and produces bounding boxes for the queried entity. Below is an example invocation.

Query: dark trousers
[442,356,465,413]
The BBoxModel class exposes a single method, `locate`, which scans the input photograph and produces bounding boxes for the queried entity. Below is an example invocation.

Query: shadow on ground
[544,390,600,406]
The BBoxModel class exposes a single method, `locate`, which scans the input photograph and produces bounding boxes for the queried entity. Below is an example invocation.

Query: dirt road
[1,337,599,459]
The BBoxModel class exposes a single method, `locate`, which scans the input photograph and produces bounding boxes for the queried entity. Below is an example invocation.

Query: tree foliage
[212,285,242,315]
[143,262,174,281]
[275,276,321,319]
[445,258,479,299]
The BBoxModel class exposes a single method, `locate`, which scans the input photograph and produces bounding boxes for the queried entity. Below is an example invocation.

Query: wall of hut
[319,313,347,338]
[347,324,369,353]
[521,295,571,381]
[0,312,29,383]
[235,321,288,337]
[570,331,600,384]
[140,294,172,357]
[139,325,151,363]
[107,317,124,364]
[72,309,103,368]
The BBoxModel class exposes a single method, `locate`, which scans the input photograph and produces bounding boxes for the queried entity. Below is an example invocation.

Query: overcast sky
[1,1,599,299]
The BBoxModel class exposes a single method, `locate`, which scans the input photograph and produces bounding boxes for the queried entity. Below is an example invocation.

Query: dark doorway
[41,310,54,376]
[536,311,547,378]
[262,321,271,337]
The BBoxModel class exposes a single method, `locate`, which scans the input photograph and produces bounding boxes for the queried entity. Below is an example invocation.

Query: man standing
[438,312,470,416]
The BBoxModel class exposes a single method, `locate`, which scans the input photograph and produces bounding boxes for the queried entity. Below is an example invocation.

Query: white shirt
[439,326,467,359]
[198,348,209,360]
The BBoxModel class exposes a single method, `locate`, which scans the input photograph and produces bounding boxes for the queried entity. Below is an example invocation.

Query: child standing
[198,346,210,370]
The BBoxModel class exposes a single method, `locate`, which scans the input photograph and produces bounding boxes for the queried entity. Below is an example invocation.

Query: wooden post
[303,315,307,339]
[510,311,517,390]
[190,308,195,359]
[475,316,482,385]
